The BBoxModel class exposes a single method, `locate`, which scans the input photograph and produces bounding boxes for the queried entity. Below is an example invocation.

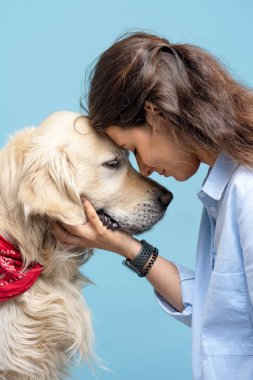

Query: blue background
[1,1,253,379]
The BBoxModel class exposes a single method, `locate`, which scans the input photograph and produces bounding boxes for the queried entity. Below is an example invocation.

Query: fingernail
[81,196,86,203]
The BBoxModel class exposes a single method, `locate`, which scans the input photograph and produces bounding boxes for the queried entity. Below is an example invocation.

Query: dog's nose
[158,190,173,208]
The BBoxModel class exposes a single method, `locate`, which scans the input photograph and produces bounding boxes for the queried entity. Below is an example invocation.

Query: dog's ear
[18,147,86,225]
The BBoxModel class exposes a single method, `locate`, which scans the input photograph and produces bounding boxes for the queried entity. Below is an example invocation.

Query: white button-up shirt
[155,152,253,379]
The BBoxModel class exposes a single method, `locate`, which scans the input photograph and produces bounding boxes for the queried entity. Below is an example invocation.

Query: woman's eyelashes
[120,145,137,157]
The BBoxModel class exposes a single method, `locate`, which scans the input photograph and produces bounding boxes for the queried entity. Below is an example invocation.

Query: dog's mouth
[97,209,120,231]
[96,208,162,235]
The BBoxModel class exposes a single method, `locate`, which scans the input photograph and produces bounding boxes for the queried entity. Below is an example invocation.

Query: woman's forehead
[106,125,147,147]
[105,126,124,146]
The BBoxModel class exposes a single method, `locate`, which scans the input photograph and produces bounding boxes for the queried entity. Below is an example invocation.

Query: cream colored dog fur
[0,112,171,379]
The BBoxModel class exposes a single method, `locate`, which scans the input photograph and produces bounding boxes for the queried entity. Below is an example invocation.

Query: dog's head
[18,112,173,234]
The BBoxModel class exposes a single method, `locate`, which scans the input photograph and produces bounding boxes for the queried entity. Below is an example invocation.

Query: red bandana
[0,234,43,302]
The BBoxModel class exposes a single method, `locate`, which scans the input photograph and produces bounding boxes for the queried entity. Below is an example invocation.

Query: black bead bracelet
[139,247,159,277]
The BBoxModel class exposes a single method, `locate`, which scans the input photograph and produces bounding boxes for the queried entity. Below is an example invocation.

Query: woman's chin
[173,169,199,182]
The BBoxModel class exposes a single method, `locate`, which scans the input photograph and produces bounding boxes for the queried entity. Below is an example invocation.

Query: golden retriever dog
[0,111,173,380]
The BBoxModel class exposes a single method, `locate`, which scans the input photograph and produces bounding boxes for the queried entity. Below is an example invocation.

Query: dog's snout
[158,190,173,208]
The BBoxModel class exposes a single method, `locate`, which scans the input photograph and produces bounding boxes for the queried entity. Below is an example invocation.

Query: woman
[52,32,253,379]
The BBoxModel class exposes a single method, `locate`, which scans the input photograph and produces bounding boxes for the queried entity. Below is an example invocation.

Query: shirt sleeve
[154,263,195,327]
[236,175,253,307]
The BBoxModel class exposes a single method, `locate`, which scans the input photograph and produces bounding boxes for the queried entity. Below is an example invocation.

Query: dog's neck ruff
[0,234,43,302]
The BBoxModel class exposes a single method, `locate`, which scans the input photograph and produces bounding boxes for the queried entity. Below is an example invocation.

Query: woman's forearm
[118,237,184,313]
[146,256,184,312]
[52,215,184,313]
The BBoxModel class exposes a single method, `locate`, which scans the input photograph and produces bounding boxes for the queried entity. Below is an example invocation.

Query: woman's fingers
[51,198,118,250]
[51,221,84,247]
[82,198,108,235]
[62,198,106,238]
[83,199,103,227]
[50,197,136,254]
[51,198,106,248]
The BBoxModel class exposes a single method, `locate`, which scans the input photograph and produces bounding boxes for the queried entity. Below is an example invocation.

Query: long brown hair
[84,32,253,166]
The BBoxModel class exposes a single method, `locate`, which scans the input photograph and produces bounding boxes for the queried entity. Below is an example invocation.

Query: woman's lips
[163,169,170,177]
[156,169,170,177]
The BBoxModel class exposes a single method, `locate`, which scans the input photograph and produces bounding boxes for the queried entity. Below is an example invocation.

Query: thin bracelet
[139,248,159,277]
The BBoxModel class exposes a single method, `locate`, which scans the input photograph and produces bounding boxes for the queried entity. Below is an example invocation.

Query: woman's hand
[51,198,142,259]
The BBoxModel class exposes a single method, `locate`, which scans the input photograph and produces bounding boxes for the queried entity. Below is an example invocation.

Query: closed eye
[102,158,120,169]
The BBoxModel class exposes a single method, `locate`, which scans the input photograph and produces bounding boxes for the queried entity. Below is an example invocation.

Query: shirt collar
[200,152,239,201]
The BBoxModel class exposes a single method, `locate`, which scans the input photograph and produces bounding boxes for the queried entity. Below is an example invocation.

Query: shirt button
[210,206,217,218]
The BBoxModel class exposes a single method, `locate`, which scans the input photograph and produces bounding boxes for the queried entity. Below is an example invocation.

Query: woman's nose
[137,158,153,177]
[142,167,154,177]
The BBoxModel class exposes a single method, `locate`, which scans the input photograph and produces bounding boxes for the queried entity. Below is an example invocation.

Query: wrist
[116,236,142,260]
[122,240,159,278]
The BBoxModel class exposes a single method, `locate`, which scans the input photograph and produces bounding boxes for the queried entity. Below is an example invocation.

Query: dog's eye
[103,159,120,169]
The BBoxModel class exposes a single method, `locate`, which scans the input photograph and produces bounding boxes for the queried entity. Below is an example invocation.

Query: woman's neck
[197,148,219,167]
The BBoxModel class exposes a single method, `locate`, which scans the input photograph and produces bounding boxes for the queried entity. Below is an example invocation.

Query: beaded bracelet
[139,247,159,277]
